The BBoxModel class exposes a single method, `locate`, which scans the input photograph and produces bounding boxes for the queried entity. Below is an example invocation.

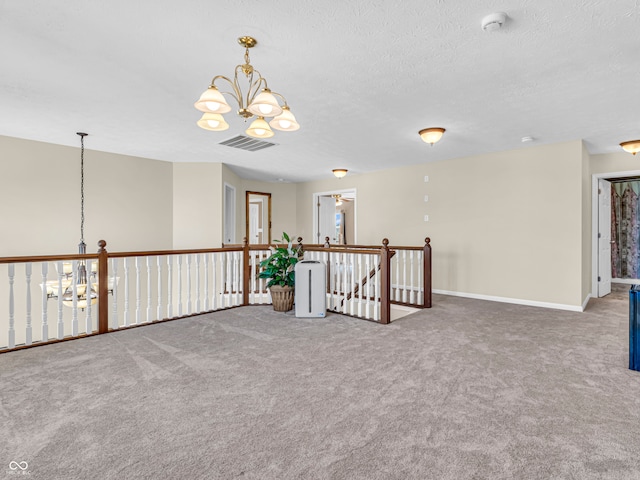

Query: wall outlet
[424,175,429,183]
[424,215,429,222]
[424,195,429,202]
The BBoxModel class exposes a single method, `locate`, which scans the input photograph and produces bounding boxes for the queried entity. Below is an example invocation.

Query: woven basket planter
[269,285,295,312]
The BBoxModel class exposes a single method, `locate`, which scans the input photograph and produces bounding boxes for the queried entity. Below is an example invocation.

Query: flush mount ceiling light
[419,128,446,146]
[620,140,640,155]
[194,36,300,139]
[332,169,348,179]
[481,12,507,31]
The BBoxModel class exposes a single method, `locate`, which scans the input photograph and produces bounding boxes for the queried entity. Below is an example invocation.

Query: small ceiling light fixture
[419,128,446,146]
[332,194,343,206]
[332,169,348,179]
[481,12,507,32]
[620,140,640,155]
[194,36,300,139]
[521,136,534,143]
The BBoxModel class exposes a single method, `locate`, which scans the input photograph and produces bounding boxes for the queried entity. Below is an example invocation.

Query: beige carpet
[1,291,639,479]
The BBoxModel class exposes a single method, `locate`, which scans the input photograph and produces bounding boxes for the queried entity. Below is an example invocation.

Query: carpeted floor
[1,291,639,479]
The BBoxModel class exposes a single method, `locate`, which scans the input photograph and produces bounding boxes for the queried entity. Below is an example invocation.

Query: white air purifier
[295,260,326,318]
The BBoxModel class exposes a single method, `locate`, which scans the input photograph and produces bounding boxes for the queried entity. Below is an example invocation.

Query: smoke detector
[481,12,507,31]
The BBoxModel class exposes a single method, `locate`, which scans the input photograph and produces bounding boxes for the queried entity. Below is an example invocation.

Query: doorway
[224,183,236,244]
[246,191,272,244]
[592,170,640,297]
[313,189,356,245]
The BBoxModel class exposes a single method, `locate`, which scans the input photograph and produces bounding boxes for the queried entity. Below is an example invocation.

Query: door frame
[312,188,357,245]
[245,191,272,245]
[591,169,640,296]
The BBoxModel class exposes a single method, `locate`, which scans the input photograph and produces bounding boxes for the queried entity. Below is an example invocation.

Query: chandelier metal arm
[210,74,242,105]
[270,91,289,108]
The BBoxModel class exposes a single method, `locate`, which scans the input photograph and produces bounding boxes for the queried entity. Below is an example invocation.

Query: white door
[598,178,612,297]
[317,196,336,244]
[249,203,260,244]
[224,184,236,244]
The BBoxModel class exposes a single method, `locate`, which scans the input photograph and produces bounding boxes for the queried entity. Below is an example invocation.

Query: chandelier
[42,133,117,309]
[194,36,300,139]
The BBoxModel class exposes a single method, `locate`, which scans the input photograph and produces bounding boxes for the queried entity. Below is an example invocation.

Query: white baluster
[56,261,64,339]
[112,259,119,329]
[85,260,93,334]
[329,252,336,311]
[167,256,173,318]
[374,255,381,321]
[25,263,32,345]
[418,251,424,306]
[135,257,142,324]
[8,264,15,349]
[157,256,162,319]
[177,255,183,316]
[203,253,210,311]
[124,258,130,327]
[195,254,201,313]
[402,250,408,303]
[212,253,218,310]
[341,253,348,314]
[186,254,192,315]
[41,263,49,342]
[391,252,401,302]
[250,252,256,304]
[258,250,265,304]
[365,254,371,319]
[146,257,152,323]
[357,254,363,318]
[409,250,415,304]
[71,260,78,337]
[225,252,232,307]
[235,251,241,306]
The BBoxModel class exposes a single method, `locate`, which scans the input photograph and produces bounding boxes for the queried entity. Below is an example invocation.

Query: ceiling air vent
[219,135,277,152]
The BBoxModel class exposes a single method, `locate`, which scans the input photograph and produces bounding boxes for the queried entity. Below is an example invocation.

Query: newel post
[97,240,109,334]
[380,238,391,325]
[242,237,250,306]
[423,237,432,308]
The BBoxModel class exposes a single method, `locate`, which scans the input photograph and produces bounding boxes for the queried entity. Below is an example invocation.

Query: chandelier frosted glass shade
[419,127,446,145]
[246,116,274,139]
[247,89,283,117]
[194,86,232,114]
[270,106,300,131]
[332,169,348,178]
[194,37,299,137]
[620,140,640,155]
[197,113,230,131]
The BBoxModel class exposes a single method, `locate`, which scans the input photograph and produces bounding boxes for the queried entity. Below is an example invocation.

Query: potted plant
[259,232,303,311]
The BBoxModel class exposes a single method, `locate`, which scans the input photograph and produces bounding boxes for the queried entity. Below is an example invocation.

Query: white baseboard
[433,289,586,312]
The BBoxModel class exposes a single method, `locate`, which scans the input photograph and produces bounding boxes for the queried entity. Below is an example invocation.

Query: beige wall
[297,140,586,308]
[0,135,173,256]
[173,163,223,249]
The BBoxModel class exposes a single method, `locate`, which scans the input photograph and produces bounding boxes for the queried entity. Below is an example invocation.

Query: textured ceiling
[1,1,639,182]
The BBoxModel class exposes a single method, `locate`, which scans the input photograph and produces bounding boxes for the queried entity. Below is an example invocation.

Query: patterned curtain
[611,181,640,278]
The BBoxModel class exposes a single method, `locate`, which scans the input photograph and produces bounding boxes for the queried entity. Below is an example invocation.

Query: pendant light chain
[77,132,88,246]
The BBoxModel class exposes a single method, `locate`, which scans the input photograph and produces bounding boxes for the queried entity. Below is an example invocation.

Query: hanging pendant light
[61,132,97,308]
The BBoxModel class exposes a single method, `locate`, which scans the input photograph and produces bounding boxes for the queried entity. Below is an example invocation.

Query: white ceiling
[1,1,639,183]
